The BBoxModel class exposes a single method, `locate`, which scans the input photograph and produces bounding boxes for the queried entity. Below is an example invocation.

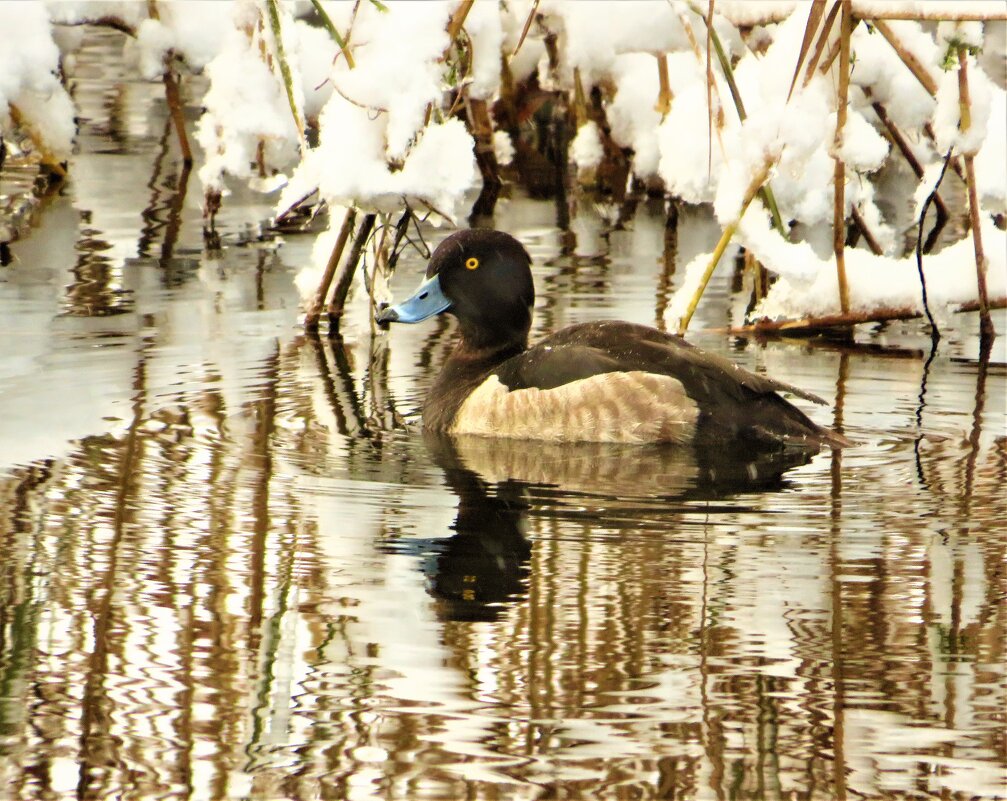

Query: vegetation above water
[1,1,1005,341]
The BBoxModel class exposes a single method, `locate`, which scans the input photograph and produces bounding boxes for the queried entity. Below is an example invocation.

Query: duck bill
[376,274,452,324]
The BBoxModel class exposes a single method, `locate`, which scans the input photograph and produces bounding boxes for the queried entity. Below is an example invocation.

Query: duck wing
[488,321,845,448]
[497,321,824,404]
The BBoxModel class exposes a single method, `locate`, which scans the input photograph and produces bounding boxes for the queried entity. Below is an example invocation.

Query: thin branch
[803,0,842,86]
[789,0,827,100]
[328,212,377,326]
[850,206,883,255]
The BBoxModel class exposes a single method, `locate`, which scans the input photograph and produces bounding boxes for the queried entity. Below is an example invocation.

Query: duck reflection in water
[420,432,816,622]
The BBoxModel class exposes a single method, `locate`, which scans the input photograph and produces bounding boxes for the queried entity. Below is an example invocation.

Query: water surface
[1,29,1005,801]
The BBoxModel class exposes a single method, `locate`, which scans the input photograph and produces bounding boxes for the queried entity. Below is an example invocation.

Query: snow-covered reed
[2,1,1004,337]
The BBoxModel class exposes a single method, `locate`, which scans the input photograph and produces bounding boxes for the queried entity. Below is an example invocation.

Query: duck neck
[424,335,527,432]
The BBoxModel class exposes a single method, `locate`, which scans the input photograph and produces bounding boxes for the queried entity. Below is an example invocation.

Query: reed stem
[328,213,377,328]
[310,0,355,68]
[305,207,356,331]
[832,0,852,315]
[265,0,306,146]
[677,158,772,334]
[957,47,995,341]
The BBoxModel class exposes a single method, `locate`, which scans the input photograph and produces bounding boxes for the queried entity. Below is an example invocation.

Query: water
[1,29,1005,801]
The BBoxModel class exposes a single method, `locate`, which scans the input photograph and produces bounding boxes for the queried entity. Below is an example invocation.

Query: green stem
[693,3,787,236]
[309,0,355,68]
[265,0,305,141]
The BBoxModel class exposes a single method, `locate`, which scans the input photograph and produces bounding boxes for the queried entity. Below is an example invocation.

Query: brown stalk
[305,207,356,331]
[730,296,1006,335]
[819,34,842,75]
[328,212,377,327]
[447,0,475,44]
[832,0,852,314]
[789,0,827,100]
[655,54,672,116]
[512,0,540,57]
[871,100,950,235]
[872,19,938,97]
[957,47,995,341]
[803,0,842,87]
[850,206,883,255]
[7,105,67,178]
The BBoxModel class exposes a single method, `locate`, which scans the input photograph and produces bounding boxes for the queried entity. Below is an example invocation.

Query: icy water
[2,30,1006,801]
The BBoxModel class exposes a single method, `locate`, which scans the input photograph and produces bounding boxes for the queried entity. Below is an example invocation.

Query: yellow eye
[465,257,480,270]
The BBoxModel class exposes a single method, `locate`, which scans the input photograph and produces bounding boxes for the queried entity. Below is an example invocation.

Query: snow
[751,219,1007,319]
[571,121,604,172]
[0,3,75,161]
[493,130,515,166]
[932,54,994,156]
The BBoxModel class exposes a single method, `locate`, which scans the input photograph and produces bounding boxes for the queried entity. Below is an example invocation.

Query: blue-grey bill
[376,274,452,323]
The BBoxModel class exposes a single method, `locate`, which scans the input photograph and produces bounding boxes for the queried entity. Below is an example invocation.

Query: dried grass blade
[677,158,773,334]
[802,0,841,87]
[265,0,305,145]
[788,0,826,100]
[512,0,540,57]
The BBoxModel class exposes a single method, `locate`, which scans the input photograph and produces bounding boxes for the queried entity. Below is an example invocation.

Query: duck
[376,229,849,450]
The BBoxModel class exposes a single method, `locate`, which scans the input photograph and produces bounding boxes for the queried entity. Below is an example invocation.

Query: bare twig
[850,206,883,255]
[447,0,475,44]
[7,105,67,178]
[803,0,842,86]
[870,100,950,243]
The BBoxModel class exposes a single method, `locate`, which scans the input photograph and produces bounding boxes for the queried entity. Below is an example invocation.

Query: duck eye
[465,257,480,270]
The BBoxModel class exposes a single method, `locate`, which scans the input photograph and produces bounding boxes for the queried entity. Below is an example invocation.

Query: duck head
[377,229,534,350]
